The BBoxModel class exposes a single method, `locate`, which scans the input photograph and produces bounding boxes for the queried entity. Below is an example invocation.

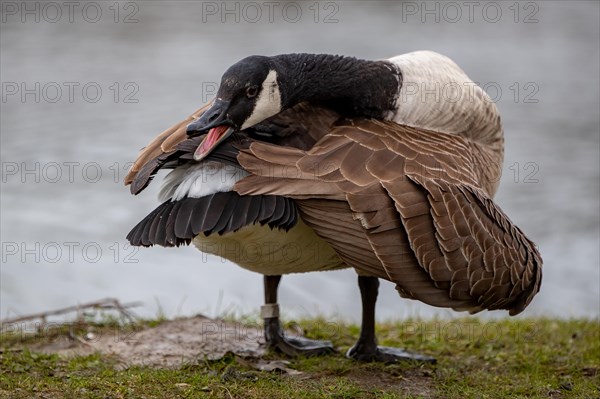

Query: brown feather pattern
[235,119,542,315]
[124,102,213,186]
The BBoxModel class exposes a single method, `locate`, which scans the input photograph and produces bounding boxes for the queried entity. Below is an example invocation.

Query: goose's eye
[246,86,259,99]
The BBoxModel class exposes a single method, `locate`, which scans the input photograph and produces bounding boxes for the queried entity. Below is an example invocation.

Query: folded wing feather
[235,119,542,314]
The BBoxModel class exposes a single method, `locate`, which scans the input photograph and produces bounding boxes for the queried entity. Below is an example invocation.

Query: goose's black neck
[270,54,401,119]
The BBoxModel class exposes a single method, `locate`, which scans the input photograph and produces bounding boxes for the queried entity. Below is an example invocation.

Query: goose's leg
[262,275,336,356]
[347,276,436,364]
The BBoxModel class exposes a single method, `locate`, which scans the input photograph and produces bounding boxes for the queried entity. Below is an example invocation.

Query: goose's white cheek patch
[241,70,282,130]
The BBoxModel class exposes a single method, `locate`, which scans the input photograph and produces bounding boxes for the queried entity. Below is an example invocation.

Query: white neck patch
[240,69,282,130]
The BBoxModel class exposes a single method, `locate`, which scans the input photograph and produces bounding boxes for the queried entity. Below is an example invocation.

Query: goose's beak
[187,99,233,134]
[187,99,235,161]
[193,125,234,161]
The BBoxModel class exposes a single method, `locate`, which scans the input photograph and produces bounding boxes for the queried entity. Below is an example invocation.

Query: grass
[1,317,598,398]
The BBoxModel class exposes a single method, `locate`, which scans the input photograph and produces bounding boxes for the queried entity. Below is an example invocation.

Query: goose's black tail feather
[127,192,298,247]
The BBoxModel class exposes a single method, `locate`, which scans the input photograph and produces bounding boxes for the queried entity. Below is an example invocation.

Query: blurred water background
[1,1,599,322]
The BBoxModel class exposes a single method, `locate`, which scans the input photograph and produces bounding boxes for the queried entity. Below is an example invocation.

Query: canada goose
[125,51,542,362]
[125,106,541,362]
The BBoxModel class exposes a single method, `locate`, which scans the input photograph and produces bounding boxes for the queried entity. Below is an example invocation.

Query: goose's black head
[187,55,283,161]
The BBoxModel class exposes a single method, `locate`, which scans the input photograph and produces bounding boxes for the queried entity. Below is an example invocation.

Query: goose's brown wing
[124,102,213,187]
[235,119,542,315]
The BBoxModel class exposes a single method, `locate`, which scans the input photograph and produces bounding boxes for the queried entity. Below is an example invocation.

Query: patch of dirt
[34,315,267,368]
[311,367,435,397]
[345,368,435,397]
[28,315,436,395]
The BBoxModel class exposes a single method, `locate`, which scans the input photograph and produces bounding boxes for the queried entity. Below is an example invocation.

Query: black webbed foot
[265,322,336,357]
[263,307,336,357]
